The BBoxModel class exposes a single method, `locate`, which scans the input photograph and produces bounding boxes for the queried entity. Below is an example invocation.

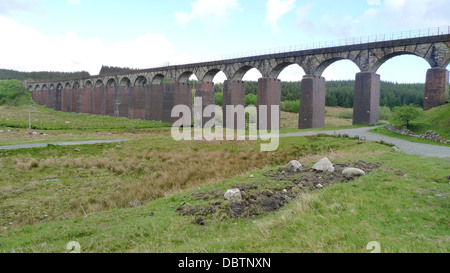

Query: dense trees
[98,66,138,76]
[211,80,426,109]
[0,69,90,82]
[0,68,434,110]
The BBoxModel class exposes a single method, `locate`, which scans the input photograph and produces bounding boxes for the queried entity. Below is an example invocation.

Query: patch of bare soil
[177,161,382,225]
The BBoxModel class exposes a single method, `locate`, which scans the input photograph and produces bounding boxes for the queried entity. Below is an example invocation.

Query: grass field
[0,103,448,253]
[0,104,360,146]
[0,137,448,253]
[369,104,450,146]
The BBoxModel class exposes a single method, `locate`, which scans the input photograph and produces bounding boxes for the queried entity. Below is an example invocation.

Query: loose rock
[343,168,366,178]
[312,158,335,172]
[224,189,242,202]
[391,146,401,152]
[286,160,302,172]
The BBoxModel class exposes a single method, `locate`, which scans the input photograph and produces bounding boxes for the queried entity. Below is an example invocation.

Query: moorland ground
[0,104,448,253]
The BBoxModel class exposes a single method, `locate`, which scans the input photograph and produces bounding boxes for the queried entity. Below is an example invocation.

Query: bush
[215,92,223,106]
[281,100,300,113]
[390,104,423,128]
[379,106,393,121]
[245,94,257,107]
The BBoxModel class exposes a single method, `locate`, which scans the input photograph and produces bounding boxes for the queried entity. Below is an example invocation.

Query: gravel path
[280,126,450,158]
[0,139,128,151]
[1,127,449,158]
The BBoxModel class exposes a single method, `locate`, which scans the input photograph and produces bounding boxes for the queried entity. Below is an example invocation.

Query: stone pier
[298,75,326,129]
[257,78,281,131]
[424,68,449,110]
[353,72,380,125]
[222,80,245,130]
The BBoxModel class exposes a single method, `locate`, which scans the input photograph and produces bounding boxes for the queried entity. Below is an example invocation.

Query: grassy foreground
[0,103,448,253]
[0,135,448,253]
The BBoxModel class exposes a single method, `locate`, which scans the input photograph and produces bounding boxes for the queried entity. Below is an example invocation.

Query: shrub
[215,92,223,106]
[390,104,423,128]
[281,100,300,113]
[245,94,257,107]
[379,106,393,121]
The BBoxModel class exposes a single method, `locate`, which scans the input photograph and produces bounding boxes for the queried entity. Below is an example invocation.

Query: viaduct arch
[27,31,450,130]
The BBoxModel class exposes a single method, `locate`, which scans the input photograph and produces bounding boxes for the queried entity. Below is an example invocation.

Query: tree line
[212,80,427,109]
[0,68,430,109]
[0,69,90,82]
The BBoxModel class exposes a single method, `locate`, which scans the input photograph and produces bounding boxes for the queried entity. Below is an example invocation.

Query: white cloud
[66,0,81,6]
[295,3,315,35]
[173,0,239,28]
[265,0,296,32]
[0,16,185,75]
[366,0,381,6]
[360,0,450,31]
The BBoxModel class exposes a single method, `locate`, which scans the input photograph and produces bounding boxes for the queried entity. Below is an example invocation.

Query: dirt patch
[177,161,382,225]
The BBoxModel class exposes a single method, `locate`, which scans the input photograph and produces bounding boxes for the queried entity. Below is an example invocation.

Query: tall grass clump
[0,80,31,106]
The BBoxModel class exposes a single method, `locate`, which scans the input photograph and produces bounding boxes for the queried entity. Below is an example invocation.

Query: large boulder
[224,189,242,202]
[343,168,366,178]
[312,158,335,172]
[286,160,302,172]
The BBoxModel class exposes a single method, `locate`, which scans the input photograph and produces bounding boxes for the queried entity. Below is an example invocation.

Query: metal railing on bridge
[163,26,450,67]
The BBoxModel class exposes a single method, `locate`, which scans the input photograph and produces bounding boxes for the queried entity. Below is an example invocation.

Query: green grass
[411,104,450,139]
[0,104,171,131]
[0,100,448,253]
[0,140,448,253]
[0,104,171,146]
[369,127,450,147]
[370,104,450,146]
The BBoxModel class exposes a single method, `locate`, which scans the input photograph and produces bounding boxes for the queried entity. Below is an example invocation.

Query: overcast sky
[0,0,449,83]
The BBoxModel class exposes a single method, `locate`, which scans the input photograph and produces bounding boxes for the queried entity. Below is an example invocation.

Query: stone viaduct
[27,32,450,130]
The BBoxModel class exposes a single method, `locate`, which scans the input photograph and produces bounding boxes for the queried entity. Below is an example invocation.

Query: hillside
[0,69,90,82]
[412,103,450,138]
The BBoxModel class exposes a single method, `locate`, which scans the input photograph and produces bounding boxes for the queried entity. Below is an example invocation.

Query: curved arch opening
[233,66,261,81]
[83,81,92,88]
[151,74,166,85]
[63,83,70,90]
[178,71,197,83]
[319,60,361,127]
[202,69,224,83]
[119,77,131,87]
[274,64,305,128]
[242,68,263,107]
[321,59,361,81]
[40,85,46,91]
[376,55,433,110]
[73,82,81,89]
[213,71,227,84]
[134,76,148,87]
[189,74,198,87]
[49,84,55,91]
[106,78,117,87]
[277,64,305,82]
[95,80,104,88]
[376,55,431,83]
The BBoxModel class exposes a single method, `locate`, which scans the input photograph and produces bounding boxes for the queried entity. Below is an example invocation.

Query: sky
[0,0,449,83]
